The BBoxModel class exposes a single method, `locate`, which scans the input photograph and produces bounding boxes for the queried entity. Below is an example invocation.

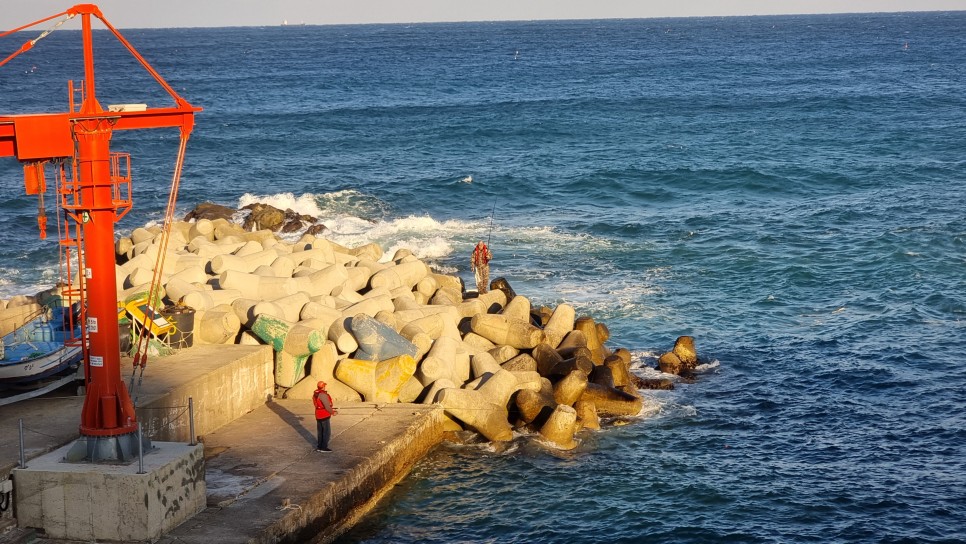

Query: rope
[129,133,190,405]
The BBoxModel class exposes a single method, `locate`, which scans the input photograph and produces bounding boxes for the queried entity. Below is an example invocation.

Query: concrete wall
[137,345,274,443]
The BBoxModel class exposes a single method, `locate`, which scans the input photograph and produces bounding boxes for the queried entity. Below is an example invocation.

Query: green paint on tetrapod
[251,314,288,352]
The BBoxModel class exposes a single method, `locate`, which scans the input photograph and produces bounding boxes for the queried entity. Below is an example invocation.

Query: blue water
[2,11,966,543]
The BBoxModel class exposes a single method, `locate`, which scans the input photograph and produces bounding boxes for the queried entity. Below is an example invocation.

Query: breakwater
[111,202,687,450]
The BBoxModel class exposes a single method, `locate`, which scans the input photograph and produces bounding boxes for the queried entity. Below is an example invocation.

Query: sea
[2,10,965,543]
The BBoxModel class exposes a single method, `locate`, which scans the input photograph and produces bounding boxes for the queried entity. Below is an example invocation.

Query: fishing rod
[486,200,496,246]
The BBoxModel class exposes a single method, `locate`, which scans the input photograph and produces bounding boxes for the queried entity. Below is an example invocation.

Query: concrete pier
[0,345,445,543]
[159,401,443,544]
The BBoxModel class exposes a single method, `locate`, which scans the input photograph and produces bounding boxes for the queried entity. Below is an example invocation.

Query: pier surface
[0,346,444,543]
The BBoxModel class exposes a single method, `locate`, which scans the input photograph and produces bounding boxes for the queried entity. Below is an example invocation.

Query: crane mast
[0,4,201,461]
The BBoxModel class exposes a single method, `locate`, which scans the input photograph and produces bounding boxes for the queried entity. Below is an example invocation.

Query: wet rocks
[183,201,236,222]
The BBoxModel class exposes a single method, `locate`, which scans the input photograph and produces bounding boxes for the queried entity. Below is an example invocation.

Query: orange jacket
[313,388,334,419]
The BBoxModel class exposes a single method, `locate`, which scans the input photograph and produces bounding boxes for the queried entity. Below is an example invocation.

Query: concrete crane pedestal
[13,442,205,542]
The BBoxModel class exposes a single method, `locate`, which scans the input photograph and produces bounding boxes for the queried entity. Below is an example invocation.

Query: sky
[1,0,964,28]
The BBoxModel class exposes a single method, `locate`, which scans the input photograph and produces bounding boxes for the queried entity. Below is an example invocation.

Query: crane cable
[0,13,75,69]
[129,133,190,405]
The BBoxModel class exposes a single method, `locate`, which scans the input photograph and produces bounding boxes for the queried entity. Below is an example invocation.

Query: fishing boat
[0,305,82,385]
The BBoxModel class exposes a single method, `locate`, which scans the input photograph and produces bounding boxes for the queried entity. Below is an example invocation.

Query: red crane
[0,4,201,460]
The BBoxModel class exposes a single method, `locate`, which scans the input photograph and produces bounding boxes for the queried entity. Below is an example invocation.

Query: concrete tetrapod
[532,343,563,376]
[220,270,297,300]
[252,292,310,323]
[293,264,351,298]
[251,314,325,387]
[470,351,504,379]
[490,345,521,364]
[161,277,202,304]
[553,370,589,406]
[295,341,361,401]
[539,404,579,450]
[436,388,513,442]
[574,400,601,430]
[469,314,546,350]
[349,313,418,362]
[369,260,429,290]
[274,351,310,389]
[574,316,608,365]
[501,353,538,373]
[476,289,508,314]
[182,289,244,313]
[414,336,461,387]
[327,317,359,355]
[580,383,643,417]
[422,378,457,405]
[475,368,522,409]
[514,388,556,427]
[501,294,531,322]
[209,248,279,274]
[195,304,241,345]
[334,355,417,403]
[397,375,425,403]
[543,303,576,349]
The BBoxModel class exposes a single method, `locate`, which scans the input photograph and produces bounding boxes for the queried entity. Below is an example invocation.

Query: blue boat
[0,305,83,385]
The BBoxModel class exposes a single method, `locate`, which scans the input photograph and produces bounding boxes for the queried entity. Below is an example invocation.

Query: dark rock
[184,201,236,222]
[280,220,305,233]
[280,208,317,234]
[305,223,328,236]
[242,203,286,231]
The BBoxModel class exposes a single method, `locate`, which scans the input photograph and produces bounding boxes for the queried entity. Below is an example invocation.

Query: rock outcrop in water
[105,203,683,449]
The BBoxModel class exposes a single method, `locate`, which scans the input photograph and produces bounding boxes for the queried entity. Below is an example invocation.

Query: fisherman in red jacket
[471,240,492,294]
[312,381,338,452]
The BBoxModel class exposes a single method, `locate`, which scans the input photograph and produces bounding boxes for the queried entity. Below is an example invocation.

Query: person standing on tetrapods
[313,381,337,452]
[471,240,492,294]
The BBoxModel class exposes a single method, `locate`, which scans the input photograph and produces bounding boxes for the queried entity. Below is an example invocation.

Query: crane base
[64,431,151,463]
[13,441,205,542]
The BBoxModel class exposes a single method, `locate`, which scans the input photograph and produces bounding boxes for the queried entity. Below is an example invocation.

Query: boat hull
[0,344,82,384]
[0,307,83,385]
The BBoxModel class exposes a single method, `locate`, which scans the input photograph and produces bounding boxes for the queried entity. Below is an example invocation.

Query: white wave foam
[238,192,326,218]
[628,349,661,369]
[234,192,486,263]
[694,359,720,373]
[0,266,64,300]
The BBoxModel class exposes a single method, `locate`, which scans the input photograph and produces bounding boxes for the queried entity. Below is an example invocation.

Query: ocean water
[2,11,966,543]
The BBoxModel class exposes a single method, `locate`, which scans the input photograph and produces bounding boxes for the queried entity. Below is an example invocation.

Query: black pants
[316,417,331,449]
